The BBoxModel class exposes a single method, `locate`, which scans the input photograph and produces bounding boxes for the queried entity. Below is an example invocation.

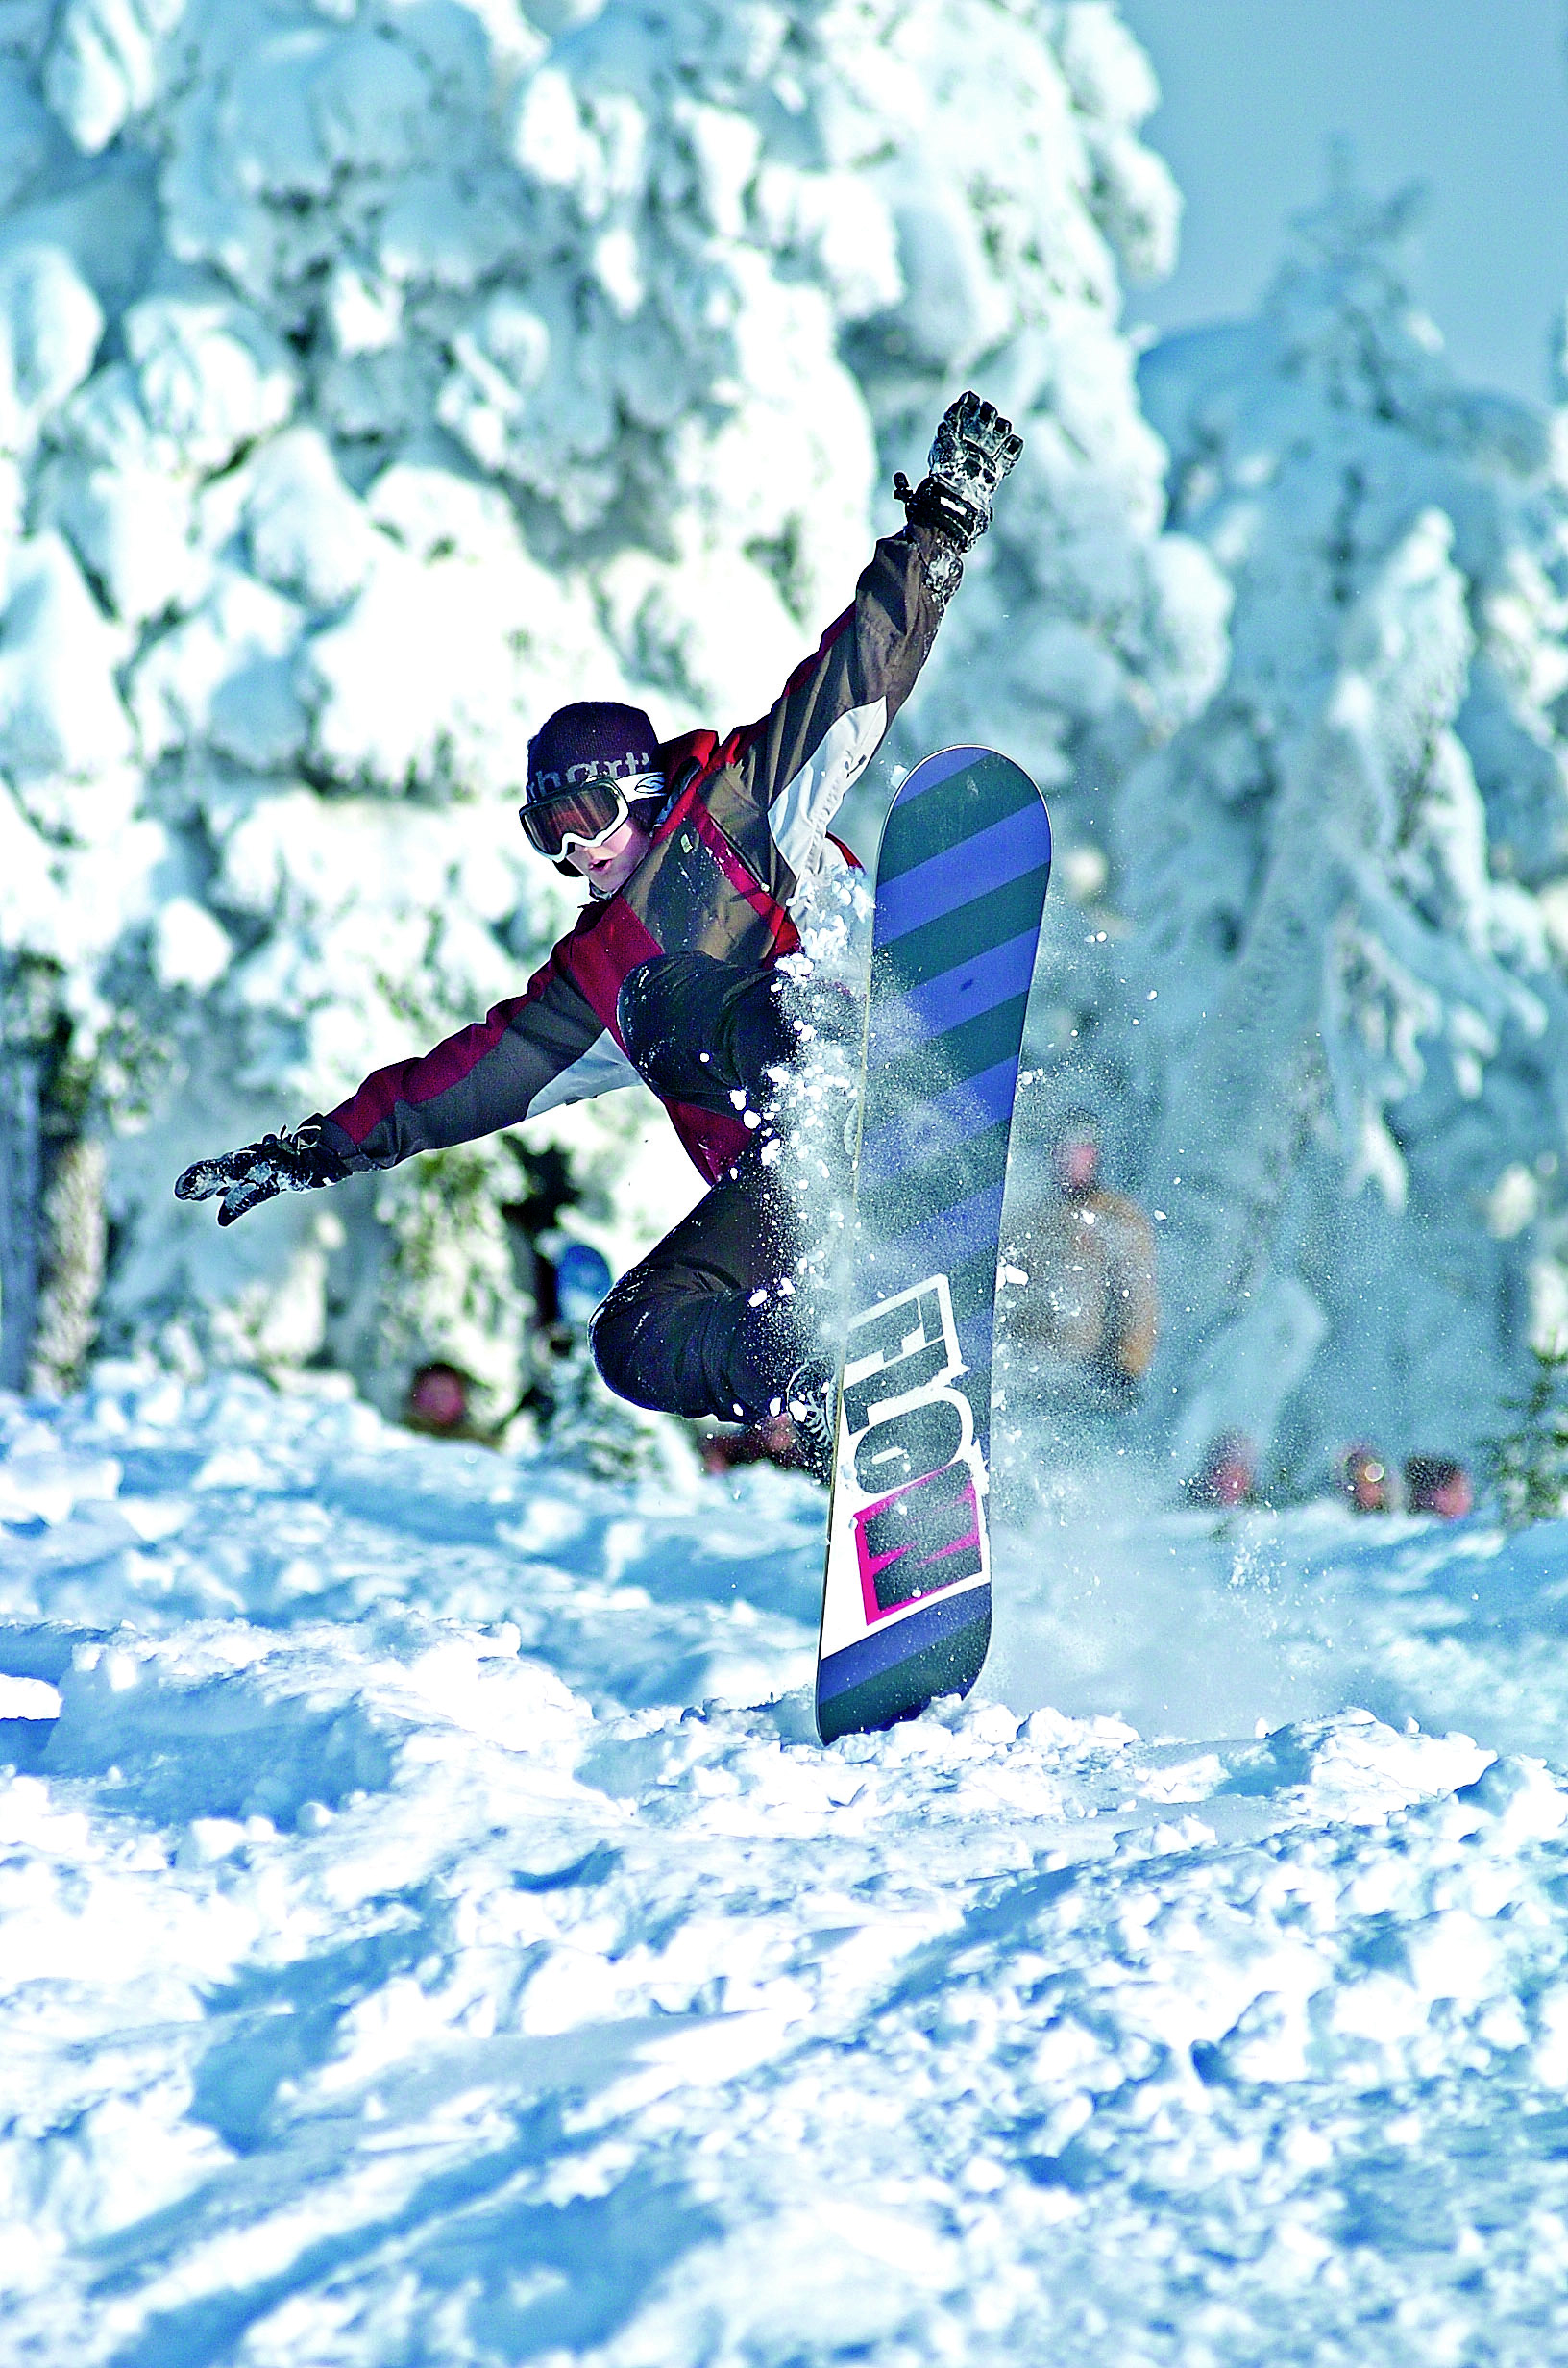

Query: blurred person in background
[698,1410,823,1480]
[1009,1112,1158,1413]
[405,1361,473,1437]
[1405,1454,1473,1518]
[1340,1444,1401,1514]
[1187,1431,1257,1509]
[516,1239,616,1431]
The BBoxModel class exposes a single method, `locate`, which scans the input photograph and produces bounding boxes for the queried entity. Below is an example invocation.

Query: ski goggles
[517,772,661,862]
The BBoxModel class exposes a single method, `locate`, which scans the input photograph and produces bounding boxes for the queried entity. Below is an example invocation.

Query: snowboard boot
[721,1289,841,1479]
[784,1353,837,1484]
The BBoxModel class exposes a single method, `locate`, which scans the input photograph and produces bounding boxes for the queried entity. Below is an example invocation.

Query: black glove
[894,390,1024,552]
[174,1118,349,1227]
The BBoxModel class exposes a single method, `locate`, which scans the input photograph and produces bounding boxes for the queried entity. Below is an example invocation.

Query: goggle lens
[518,780,629,861]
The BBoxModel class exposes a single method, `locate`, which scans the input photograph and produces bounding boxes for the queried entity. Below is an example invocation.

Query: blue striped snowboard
[815,747,1051,1744]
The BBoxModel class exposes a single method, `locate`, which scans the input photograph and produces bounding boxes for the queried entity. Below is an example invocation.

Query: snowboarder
[175,393,1023,1458]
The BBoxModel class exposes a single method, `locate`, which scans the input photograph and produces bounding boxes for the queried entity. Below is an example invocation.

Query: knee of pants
[589,1279,712,1418]
[587,1283,651,1407]
[592,1270,790,1422]
[617,954,793,1112]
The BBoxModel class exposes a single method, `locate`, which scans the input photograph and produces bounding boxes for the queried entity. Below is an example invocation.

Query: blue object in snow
[554,1241,613,1326]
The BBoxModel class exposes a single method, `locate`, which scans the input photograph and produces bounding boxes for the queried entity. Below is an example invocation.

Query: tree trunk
[29,1135,107,1396]
[0,1049,41,1392]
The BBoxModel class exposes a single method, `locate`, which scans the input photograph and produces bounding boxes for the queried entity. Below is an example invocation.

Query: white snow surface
[5,1375,1568,2362]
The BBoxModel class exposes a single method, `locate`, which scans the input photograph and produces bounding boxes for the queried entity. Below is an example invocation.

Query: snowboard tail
[815,747,1051,1744]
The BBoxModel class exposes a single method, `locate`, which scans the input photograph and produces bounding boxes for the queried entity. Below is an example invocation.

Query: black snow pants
[588,956,811,1422]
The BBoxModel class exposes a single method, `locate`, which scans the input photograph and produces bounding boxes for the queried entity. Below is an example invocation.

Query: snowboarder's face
[567,817,651,894]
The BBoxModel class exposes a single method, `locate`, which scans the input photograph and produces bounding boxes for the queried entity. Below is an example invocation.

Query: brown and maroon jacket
[319,524,948,1187]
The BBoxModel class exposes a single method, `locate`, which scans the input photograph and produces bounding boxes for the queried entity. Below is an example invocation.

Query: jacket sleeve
[730,523,949,895]
[316,937,638,1172]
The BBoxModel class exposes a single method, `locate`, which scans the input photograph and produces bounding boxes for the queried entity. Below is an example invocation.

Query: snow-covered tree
[0,0,1222,1417]
[840,0,1229,842]
[1123,176,1568,1488]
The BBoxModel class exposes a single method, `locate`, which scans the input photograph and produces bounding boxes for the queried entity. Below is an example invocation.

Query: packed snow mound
[0,0,1227,1418]
[6,1375,1568,2359]
[1071,175,1568,1491]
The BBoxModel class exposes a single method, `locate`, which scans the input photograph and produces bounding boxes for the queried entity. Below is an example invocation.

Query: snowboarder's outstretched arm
[310,943,624,1172]
[174,945,628,1221]
[730,391,1022,895]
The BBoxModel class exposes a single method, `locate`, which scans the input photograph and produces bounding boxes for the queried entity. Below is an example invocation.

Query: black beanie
[526,701,660,800]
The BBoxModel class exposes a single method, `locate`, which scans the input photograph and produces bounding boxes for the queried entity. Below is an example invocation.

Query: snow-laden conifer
[1125,177,1568,1486]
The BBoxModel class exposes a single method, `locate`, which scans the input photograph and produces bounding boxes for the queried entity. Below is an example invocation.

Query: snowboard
[814,747,1051,1745]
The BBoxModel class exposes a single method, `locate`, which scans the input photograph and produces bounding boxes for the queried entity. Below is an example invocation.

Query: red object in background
[1405,1455,1473,1519]
[1054,1136,1101,1195]
[407,1362,470,1434]
[701,1415,821,1480]
[1340,1444,1400,1514]
[1188,1431,1256,1508]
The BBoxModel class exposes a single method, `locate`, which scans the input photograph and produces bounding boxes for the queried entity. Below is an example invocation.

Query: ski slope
[3,1374,1568,2363]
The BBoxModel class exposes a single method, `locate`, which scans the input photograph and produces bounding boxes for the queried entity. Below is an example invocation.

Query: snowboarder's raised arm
[733,392,1022,894]
[174,943,631,1225]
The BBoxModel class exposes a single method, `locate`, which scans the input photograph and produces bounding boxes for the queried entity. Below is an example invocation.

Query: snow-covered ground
[4,1378,1568,2363]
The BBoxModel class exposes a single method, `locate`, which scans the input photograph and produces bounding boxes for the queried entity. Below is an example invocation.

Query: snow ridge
[5,1376,1568,2360]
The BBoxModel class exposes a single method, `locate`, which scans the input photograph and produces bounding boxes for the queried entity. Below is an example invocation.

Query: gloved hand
[174,1118,349,1227]
[894,390,1024,552]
